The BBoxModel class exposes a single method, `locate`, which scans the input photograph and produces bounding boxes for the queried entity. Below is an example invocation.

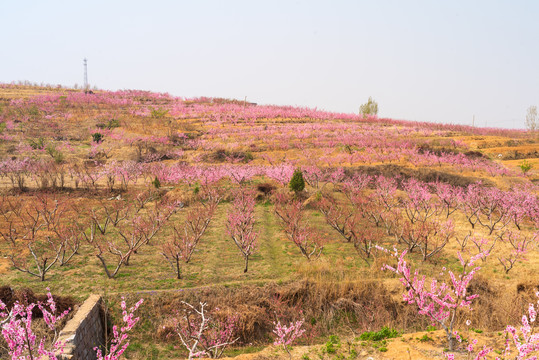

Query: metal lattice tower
[83,58,88,90]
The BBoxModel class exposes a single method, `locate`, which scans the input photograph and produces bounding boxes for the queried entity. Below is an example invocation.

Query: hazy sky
[2,1,538,129]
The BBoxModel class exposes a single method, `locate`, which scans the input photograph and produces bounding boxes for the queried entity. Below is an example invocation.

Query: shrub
[289,169,305,193]
[150,107,169,118]
[96,119,121,130]
[358,327,399,341]
[46,145,65,164]
[28,137,45,150]
[519,159,532,173]
[92,132,104,143]
[28,105,40,117]
[324,335,340,354]
[152,176,161,189]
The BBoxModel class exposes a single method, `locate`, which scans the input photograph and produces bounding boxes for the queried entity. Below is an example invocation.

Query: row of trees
[317,175,538,269]
[1,172,537,283]
[0,175,538,359]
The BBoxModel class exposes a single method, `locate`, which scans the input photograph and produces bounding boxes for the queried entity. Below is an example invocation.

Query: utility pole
[83,58,88,91]
[472,115,475,127]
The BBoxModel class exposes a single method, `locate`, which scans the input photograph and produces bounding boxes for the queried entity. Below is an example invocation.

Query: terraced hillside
[1,83,538,359]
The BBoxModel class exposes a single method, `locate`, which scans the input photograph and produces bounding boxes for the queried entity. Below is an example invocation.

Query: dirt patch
[0,257,9,274]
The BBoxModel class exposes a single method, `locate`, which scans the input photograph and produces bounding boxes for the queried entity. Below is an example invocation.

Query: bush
[150,107,169,118]
[92,132,104,143]
[358,327,399,341]
[152,176,161,189]
[28,137,45,150]
[289,169,305,193]
[519,159,532,173]
[96,119,121,130]
[46,145,65,164]
[324,335,340,353]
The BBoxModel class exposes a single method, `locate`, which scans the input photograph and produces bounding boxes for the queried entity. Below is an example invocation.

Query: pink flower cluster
[95,297,143,360]
[273,319,306,346]
[0,288,70,360]
[378,246,488,350]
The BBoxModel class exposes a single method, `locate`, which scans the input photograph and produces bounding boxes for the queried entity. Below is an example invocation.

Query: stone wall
[57,294,105,360]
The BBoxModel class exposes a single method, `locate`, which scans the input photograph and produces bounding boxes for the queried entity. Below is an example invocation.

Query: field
[1,83,539,359]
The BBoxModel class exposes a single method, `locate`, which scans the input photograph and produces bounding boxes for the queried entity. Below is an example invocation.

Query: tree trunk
[176,258,182,279]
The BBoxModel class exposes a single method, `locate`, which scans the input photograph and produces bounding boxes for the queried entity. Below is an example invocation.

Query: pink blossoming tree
[0,288,70,360]
[95,297,143,360]
[378,246,488,350]
[226,188,259,273]
[273,319,306,359]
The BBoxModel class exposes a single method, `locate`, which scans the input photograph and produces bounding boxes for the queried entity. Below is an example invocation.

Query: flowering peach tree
[378,246,488,350]
[226,188,258,273]
[0,288,70,360]
[95,297,143,360]
[273,319,305,358]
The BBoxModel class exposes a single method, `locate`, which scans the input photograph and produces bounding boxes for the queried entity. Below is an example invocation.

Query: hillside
[1,83,539,359]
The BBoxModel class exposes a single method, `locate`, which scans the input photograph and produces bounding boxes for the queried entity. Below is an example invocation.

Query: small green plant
[244,151,254,162]
[301,355,310,360]
[150,107,169,118]
[379,347,388,352]
[426,325,436,332]
[471,328,483,334]
[325,343,336,354]
[97,118,121,130]
[28,105,40,116]
[92,132,104,143]
[152,176,161,189]
[359,327,400,341]
[28,137,45,150]
[519,159,532,173]
[107,118,121,129]
[289,169,305,193]
[418,334,433,342]
[46,145,64,164]
[325,335,340,354]
[0,122,5,133]
[193,182,200,195]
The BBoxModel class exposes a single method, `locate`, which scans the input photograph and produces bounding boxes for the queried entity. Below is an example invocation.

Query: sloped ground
[1,84,538,359]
